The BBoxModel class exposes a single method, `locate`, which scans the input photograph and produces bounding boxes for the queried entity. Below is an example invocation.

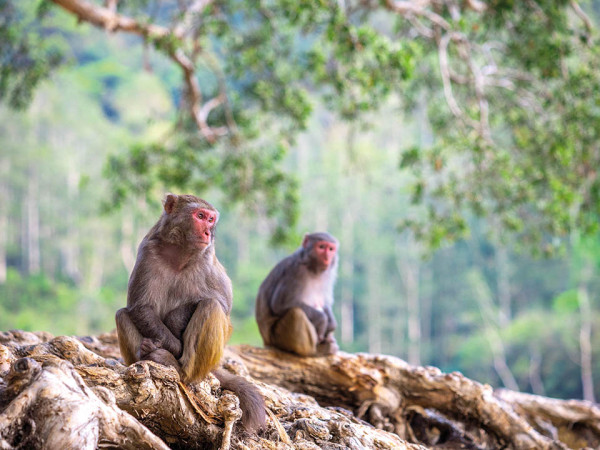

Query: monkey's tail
[213,368,266,432]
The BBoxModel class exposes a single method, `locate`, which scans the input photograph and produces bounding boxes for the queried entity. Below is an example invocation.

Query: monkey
[115,194,265,432]
[255,232,340,357]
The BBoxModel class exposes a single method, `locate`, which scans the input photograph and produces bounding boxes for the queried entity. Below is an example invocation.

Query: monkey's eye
[209,217,214,223]
[197,212,204,219]
[319,244,326,249]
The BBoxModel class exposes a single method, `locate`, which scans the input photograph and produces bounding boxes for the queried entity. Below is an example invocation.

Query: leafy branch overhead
[2,0,599,249]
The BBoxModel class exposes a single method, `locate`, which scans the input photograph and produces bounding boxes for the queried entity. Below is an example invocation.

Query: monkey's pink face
[193,208,217,246]
[314,241,337,268]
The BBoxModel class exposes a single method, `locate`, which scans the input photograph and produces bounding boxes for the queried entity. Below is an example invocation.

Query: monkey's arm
[323,304,337,335]
[127,254,183,358]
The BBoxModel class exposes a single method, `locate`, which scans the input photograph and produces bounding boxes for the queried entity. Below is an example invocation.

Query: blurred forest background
[1,0,599,403]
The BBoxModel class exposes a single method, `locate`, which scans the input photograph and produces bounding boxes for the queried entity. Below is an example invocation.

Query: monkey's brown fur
[116,194,265,431]
[255,232,340,356]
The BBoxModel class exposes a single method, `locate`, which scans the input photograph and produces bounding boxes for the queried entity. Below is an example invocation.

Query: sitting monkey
[116,194,264,431]
[255,232,340,356]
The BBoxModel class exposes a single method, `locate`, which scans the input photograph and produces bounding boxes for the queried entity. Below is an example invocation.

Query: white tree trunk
[26,170,41,274]
[496,245,511,326]
[578,284,595,403]
[0,158,8,284]
[396,237,421,365]
[367,262,382,354]
[340,204,355,345]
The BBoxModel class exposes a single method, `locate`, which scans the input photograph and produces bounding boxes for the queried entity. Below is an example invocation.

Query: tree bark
[1,329,599,449]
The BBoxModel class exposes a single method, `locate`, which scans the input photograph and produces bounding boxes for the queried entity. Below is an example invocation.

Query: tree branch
[50,0,171,36]
[570,1,593,35]
[49,0,229,144]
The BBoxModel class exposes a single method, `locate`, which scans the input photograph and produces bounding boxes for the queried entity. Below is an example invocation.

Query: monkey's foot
[316,340,339,355]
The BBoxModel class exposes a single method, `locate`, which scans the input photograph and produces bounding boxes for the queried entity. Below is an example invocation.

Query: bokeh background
[1,0,599,402]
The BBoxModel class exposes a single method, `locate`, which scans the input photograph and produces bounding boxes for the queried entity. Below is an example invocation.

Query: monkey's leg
[164,303,197,342]
[179,299,232,382]
[271,307,319,356]
[115,308,142,366]
[116,309,183,374]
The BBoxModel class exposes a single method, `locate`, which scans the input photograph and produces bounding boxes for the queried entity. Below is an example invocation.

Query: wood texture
[1,329,598,449]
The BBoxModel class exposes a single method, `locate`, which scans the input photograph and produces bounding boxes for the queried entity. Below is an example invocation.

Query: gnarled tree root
[1,330,598,449]
[1,330,414,449]
[228,345,600,449]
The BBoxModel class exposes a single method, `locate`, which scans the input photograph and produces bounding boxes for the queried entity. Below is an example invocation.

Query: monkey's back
[255,251,306,345]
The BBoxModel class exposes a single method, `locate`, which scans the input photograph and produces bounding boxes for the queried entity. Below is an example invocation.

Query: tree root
[1,330,413,449]
[1,330,598,449]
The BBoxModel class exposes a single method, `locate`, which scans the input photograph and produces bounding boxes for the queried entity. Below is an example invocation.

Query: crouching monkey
[115,194,265,431]
[255,232,340,356]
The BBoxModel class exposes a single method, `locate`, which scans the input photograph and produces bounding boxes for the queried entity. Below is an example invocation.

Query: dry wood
[1,330,414,449]
[230,345,600,449]
[1,329,598,449]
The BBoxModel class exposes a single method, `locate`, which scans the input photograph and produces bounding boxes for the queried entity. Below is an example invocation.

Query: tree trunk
[339,205,355,345]
[578,284,595,403]
[1,329,599,449]
[0,158,8,284]
[120,210,137,274]
[25,169,41,275]
[528,348,545,396]
[61,165,82,284]
[419,265,433,362]
[495,245,511,327]
[366,262,382,354]
[470,270,519,391]
[396,237,421,366]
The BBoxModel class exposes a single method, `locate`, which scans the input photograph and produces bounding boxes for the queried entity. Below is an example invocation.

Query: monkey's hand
[129,304,183,358]
[138,338,161,359]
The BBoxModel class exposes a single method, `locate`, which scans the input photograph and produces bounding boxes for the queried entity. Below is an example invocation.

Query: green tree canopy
[2,0,599,250]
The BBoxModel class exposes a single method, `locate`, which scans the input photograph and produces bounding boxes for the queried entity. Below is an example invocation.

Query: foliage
[398,2,600,253]
[3,1,597,249]
[0,269,77,333]
[0,0,66,108]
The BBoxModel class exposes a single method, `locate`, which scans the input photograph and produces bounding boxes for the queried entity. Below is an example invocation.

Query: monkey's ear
[164,194,178,214]
[301,234,311,249]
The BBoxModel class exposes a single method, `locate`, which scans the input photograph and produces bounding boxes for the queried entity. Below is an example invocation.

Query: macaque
[115,194,265,431]
[255,232,340,356]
